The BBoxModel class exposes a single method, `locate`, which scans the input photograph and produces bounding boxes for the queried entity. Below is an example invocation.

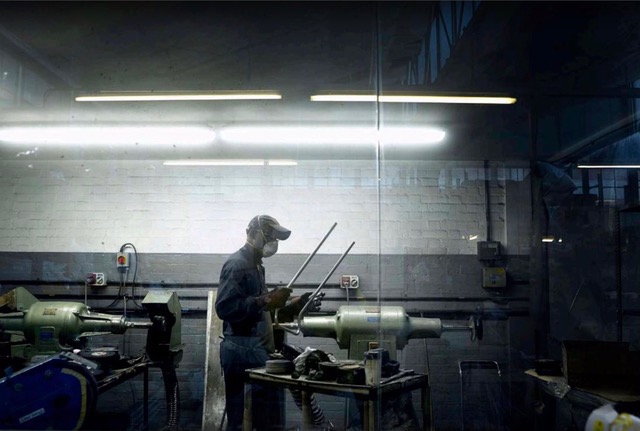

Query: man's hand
[259,287,292,311]
[295,291,324,313]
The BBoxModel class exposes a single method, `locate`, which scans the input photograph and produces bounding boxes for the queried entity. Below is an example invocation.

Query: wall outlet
[340,275,359,289]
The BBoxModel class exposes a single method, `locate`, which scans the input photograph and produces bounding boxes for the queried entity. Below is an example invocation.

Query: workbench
[526,369,640,430]
[243,367,431,431]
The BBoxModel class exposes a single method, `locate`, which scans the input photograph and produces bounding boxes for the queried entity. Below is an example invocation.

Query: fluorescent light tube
[0,125,215,145]
[578,165,640,169]
[75,91,282,102]
[310,93,517,104]
[219,126,445,145]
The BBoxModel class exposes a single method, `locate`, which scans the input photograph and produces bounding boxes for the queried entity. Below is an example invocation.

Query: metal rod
[274,223,337,331]
[298,241,356,320]
[442,323,471,332]
[279,241,356,336]
[285,222,337,289]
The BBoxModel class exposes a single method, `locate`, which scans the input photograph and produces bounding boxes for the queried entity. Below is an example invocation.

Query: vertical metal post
[143,367,149,431]
[615,209,623,342]
[597,172,604,207]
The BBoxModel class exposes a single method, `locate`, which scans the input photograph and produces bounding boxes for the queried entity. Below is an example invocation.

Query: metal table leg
[243,381,252,431]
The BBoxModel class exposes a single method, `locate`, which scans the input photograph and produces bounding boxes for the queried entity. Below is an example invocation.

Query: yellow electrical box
[482,267,507,288]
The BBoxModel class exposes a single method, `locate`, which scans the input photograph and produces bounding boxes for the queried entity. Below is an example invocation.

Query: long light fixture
[578,164,640,169]
[0,125,216,145]
[163,159,298,166]
[310,92,517,105]
[75,90,282,102]
[219,126,446,145]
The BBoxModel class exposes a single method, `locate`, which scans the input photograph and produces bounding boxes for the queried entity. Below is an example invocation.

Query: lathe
[0,287,183,430]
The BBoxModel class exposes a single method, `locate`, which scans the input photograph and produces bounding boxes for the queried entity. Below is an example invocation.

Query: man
[215,215,308,431]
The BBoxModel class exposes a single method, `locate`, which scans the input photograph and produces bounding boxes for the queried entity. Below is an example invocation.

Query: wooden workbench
[243,367,431,431]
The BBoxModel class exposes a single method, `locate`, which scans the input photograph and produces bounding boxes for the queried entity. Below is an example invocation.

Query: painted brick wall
[0,158,534,431]
[0,159,524,255]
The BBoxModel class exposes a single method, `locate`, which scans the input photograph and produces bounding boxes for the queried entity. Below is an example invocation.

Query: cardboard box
[562,340,640,390]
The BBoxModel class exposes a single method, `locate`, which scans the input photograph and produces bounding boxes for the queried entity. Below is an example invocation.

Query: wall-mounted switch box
[116,252,130,270]
[482,267,507,288]
[86,272,106,286]
[340,275,359,289]
[477,241,502,262]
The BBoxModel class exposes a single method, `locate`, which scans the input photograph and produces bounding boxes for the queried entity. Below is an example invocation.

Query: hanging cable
[106,242,142,309]
[120,242,142,309]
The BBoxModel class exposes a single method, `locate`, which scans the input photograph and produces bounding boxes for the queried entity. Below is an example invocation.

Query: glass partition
[0,2,638,431]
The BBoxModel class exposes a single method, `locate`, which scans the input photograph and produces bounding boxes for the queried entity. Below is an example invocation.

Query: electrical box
[482,267,507,288]
[86,272,106,286]
[477,241,502,262]
[340,275,359,289]
[116,252,130,270]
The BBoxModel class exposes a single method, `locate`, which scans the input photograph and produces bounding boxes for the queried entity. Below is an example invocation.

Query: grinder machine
[0,286,183,431]
[275,222,483,360]
[271,222,483,430]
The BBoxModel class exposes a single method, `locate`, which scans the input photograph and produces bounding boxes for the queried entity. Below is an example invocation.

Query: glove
[298,291,324,313]
[259,287,292,311]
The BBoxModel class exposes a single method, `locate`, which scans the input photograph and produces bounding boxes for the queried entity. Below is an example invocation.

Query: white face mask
[262,240,278,258]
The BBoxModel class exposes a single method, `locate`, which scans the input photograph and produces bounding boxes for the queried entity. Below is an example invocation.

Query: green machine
[0,286,184,430]
[280,304,482,360]
[0,287,154,361]
[0,287,182,363]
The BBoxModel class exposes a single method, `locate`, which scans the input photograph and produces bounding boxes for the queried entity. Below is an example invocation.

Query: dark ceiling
[0,1,639,163]
[0,1,417,92]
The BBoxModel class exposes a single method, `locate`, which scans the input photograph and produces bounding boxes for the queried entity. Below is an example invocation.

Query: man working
[215,215,311,431]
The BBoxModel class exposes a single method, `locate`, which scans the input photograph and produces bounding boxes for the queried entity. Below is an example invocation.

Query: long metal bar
[298,241,356,321]
[285,222,337,289]
[274,223,337,330]
[279,241,356,335]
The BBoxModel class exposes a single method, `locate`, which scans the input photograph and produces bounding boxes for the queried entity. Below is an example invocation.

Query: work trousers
[220,336,284,431]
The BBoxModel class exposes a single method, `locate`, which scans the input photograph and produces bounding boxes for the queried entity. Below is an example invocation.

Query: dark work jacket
[215,244,275,352]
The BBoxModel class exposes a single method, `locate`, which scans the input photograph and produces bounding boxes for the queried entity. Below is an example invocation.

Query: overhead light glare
[578,165,640,169]
[542,236,555,243]
[163,159,298,166]
[267,160,298,166]
[75,91,282,102]
[219,126,445,145]
[310,93,516,105]
[0,125,215,145]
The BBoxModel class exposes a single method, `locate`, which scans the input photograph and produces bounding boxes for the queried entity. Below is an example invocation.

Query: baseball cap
[247,215,291,240]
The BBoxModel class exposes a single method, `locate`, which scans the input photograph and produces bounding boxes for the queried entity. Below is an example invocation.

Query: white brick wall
[0,160,523,255]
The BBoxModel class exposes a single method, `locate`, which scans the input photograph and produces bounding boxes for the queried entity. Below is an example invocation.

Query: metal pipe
[285,222,337,289]
[299,241,356,319]
[279,241,356,335]
[274,223,337,329]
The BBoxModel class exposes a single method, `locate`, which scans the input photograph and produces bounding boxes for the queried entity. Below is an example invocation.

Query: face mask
[262,240,278,258]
